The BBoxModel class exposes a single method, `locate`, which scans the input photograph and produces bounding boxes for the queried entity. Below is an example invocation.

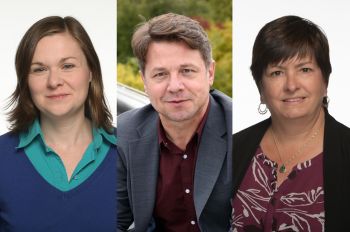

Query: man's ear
[208,60,215,86]
[140,71,147,94]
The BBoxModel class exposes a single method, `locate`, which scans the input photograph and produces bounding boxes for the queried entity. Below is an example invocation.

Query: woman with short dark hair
[232,15,350,231]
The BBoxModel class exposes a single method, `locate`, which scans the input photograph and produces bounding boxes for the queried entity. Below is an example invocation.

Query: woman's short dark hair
[131,13,212,74]
[7,16,113,133]
[250,15,332,92]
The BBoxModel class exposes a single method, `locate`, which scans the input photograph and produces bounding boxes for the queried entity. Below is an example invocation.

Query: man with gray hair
[117,13,232,231]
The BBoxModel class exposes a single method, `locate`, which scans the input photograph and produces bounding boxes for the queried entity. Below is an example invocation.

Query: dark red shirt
[154,104,210,232]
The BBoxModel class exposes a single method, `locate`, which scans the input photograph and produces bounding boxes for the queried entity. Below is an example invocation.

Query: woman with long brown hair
[0,16,116,231]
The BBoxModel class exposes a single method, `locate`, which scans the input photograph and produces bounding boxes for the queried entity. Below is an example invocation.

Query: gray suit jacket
[117,90,233,232]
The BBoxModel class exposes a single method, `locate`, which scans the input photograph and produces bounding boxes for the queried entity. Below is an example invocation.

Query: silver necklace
[270,123,321,174]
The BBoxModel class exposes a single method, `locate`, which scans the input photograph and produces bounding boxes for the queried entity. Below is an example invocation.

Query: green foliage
[117,0,232,97]
[117,0,211,63]
[206,0,232,22]
[117,58,144,91]
[208,20,232,96]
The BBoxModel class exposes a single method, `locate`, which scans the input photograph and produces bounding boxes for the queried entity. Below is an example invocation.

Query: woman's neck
[270,107,325,143]
[40,114,92,148]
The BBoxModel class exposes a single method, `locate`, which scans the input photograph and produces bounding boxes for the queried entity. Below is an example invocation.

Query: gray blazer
[117,90,233,232]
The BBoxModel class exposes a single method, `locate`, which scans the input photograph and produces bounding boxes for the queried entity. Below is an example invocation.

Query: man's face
[142,41,215,124]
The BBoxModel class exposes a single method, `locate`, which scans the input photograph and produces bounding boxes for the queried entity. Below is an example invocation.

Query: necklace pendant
[279,164,286,173]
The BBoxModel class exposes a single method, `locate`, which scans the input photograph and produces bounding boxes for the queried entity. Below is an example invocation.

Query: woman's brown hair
[7,16,113,133]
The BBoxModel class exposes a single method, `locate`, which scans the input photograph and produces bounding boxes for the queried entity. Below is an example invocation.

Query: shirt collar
[158,98,211,146]
[17,118,44,149]
[17,119,116,151]
[93,127,117,149]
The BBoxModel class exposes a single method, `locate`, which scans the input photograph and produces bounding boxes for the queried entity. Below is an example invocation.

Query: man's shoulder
[118,104,156,122]
[117,104,158,135]
[209,89,232,122]
[210,89,232,109]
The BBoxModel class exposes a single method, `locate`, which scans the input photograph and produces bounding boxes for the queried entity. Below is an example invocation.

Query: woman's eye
[62,63,75,70]
[31,66,46,73]
[271,70,282,77]
[301,67,311,73]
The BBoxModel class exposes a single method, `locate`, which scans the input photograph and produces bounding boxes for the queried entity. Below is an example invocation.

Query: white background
[0,0,116,134]
[233,0,350,133]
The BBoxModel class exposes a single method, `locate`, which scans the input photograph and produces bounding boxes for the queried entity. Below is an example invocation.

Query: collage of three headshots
[1,0,350,231]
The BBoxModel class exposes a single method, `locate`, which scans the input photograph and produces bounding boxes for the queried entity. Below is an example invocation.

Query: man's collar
[158,99,211,146]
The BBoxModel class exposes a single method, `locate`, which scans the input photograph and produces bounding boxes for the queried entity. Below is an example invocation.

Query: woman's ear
[260,95,265,104]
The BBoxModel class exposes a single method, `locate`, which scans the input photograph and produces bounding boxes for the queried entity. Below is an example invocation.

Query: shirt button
[73,176,79,180]
[183,154,188,159]
[270,197,276,206]
[190,220,196,225]
[185,189,190,194]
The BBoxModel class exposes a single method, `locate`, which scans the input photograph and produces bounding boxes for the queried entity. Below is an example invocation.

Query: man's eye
[182,68,192,73]
[154,72,167,78]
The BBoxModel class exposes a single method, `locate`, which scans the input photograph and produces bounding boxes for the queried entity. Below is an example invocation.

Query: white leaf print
[281,188,324,207]
[276,209,324,232]
[252,155,273,195]
[232,151,324,232]
[243,208,249,217]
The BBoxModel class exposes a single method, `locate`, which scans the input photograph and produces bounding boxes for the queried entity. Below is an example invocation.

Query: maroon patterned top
[232,147,324,232]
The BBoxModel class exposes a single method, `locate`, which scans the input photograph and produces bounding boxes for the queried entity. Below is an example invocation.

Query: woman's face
[28,32,91,120]
[260,55,327,121]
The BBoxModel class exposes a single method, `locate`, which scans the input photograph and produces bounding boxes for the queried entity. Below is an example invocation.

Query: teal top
[17,119,116,191]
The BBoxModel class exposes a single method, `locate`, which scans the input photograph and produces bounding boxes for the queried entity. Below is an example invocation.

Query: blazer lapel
[129,116,160,228]
[193,98,228,219]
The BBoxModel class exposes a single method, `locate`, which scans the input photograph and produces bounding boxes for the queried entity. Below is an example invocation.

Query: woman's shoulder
[234,118,271,141]
[0,132,20,159]
[326,112,350,137]
[0,131,19,145]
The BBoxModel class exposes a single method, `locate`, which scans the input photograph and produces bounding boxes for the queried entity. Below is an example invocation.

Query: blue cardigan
[0,132,116,232]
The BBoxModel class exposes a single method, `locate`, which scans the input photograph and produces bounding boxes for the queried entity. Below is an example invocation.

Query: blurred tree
[117,58,144,91]
[117,0,232,96]
[117,0,209,63]
[206,0,232,22]
[208,20,232,96]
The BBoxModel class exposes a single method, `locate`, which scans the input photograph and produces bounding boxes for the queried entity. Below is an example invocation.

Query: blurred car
[117,82,149,115]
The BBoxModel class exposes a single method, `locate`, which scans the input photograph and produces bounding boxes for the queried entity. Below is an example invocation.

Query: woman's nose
[47,69,64,88]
